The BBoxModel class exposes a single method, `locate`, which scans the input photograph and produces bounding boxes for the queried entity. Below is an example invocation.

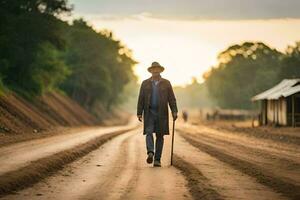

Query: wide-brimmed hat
[147,62,164,73]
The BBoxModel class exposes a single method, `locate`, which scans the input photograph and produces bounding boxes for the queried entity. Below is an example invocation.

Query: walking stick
[170,119,175,165]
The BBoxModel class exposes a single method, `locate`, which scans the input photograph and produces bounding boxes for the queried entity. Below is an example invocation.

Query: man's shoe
[153,160,161,167]
[146,152,154,164]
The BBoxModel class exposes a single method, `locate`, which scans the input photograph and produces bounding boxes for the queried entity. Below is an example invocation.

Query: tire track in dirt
[173,154,224,200]
[179,132,300,200]
[178,125,299,162]
[0,130,137,200]
[83,131,192,200]
[0,127,135,197]
[118,135,141,200]
[178,129,300,183]
[174,134,287,200]
[206,123,300,145]
[80,132,138,200]
[182,129,299,166]
[1,129,192,200]
[123,132,192,200]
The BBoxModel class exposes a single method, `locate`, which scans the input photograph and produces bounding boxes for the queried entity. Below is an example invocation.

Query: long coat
[137,77,178,135]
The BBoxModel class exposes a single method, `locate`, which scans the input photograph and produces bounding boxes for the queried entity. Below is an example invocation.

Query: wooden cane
[170,119,175,165]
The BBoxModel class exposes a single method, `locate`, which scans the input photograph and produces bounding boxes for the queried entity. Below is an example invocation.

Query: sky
[68,0,300,86]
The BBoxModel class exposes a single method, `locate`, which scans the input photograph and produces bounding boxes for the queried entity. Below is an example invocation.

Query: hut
[252,79,300,127]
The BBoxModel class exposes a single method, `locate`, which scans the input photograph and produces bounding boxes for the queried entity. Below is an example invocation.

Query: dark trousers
[145,109,164,161]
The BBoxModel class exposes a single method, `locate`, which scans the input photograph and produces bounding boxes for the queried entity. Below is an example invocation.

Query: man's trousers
[145,109,164,161]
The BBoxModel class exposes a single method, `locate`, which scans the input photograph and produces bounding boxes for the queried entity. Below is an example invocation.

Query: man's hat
[147,62,165,73]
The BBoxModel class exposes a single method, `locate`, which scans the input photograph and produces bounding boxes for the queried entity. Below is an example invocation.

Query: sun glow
[74,15,300,86]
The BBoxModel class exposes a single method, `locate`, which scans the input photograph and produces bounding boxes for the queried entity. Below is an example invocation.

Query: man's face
[150,67,161,77]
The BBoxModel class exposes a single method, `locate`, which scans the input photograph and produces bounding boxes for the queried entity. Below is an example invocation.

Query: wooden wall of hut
[287,93,300,127]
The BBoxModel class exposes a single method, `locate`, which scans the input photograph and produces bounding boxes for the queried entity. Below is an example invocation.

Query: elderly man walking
[137,61,178,167]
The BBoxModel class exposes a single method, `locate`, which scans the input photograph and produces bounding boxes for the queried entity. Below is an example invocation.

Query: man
[182,110,188,122]
[137,61,178,167]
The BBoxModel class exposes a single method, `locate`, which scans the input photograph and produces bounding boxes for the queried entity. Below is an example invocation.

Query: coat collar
[144,77,168,89]
[150,75,161,82]
[146,76,164,83]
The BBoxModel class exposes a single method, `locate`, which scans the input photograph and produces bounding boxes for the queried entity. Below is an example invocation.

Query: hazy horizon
[68,1,300,86]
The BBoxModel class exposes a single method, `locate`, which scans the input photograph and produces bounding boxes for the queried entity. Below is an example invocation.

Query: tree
[174,78,215,109]
[0,0,71,15]
[60,19,137,111]
[204,42,283,109]
[30,42,70,93]
[280,41,300,79]
[0,0,71,96]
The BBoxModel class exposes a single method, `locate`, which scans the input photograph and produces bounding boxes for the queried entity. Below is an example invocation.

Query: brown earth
[0,125,136,196]
[0,91,98,134]
[176,122,300,200]
[1,121,298,200]
[0,128,192,200]
[0,91,130,146]
[200,120,300,145]
[1,96,299,200]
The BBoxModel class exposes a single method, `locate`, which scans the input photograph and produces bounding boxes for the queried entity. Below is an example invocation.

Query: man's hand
[137,115,143,122]
[172,112,178,121]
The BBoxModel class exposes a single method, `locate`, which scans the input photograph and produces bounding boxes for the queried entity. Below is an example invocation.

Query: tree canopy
[280,42,300,79]
[204,41,300,109]
[0,0,71,96]
[60,19,137,111]
[0,0,137,113]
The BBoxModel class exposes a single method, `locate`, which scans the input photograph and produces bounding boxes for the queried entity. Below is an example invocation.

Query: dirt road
[176,123,300,200]
[1,128,191,200]
[1,122,299,200]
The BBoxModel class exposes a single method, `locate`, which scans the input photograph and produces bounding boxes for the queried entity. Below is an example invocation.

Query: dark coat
[137,77,178,135]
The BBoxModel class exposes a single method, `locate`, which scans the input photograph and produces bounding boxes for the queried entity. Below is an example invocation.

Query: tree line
[204,41,300,109]
[174,78,215,110]
[0,0,137,113]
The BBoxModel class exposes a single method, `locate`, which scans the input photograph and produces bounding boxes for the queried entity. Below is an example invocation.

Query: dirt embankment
[0,92,98,134]
[0,91,128,146]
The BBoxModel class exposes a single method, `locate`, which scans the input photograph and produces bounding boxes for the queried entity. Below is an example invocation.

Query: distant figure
[182,110,188,122]
[137,62,178,167]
